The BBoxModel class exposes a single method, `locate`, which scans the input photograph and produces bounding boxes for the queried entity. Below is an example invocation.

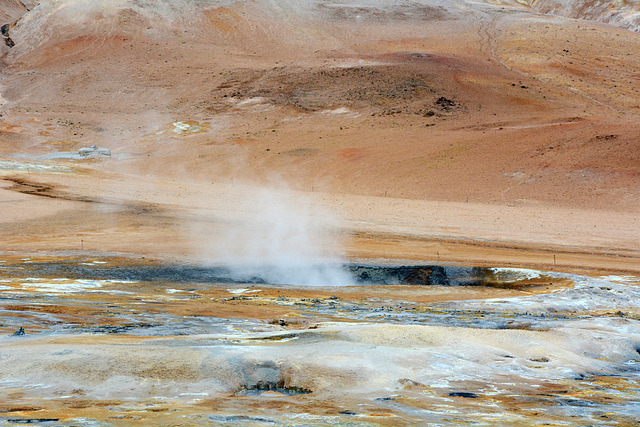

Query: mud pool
[0,257,639,426]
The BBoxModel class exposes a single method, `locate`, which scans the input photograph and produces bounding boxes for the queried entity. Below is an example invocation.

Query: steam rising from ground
[197,182,353,286]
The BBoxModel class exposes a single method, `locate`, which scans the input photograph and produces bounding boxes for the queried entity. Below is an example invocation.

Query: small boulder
[435,96,456,111]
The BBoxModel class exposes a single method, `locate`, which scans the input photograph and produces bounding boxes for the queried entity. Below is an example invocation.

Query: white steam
[196,182,353,287]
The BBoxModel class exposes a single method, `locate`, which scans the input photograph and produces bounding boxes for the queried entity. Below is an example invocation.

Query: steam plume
[196,181,353,287]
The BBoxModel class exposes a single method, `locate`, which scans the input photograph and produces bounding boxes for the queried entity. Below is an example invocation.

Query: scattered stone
[380,107,403,115]
[11,327,25,336]
[435,96,456,111]
[595,134,618,140]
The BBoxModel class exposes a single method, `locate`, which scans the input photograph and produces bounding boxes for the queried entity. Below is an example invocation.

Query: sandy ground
[1,171,639,275]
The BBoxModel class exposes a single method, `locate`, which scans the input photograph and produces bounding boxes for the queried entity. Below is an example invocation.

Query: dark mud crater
[13,262,541,288]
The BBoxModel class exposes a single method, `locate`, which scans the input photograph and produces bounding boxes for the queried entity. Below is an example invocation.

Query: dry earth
[0,0,638,270]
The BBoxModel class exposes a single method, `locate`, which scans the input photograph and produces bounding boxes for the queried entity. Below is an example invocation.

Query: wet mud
[0,256,639,425]
[2,259,556,287]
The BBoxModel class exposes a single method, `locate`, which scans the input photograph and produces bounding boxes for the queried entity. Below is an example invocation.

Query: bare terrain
[0,1,639,425]
[0,0,638,268]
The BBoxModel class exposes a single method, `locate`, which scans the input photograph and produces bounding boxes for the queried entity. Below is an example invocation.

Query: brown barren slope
[0,0,638,272]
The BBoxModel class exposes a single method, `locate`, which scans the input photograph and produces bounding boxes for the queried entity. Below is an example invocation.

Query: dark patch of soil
[208,64,458,115]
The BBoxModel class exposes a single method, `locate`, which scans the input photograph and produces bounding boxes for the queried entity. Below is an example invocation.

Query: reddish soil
[0,0,638,272]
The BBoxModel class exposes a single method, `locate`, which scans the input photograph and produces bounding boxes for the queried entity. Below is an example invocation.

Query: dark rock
[435,96,456,110]
[11,327,25,336]
[595,134,618,140]
[449,392,479,398]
